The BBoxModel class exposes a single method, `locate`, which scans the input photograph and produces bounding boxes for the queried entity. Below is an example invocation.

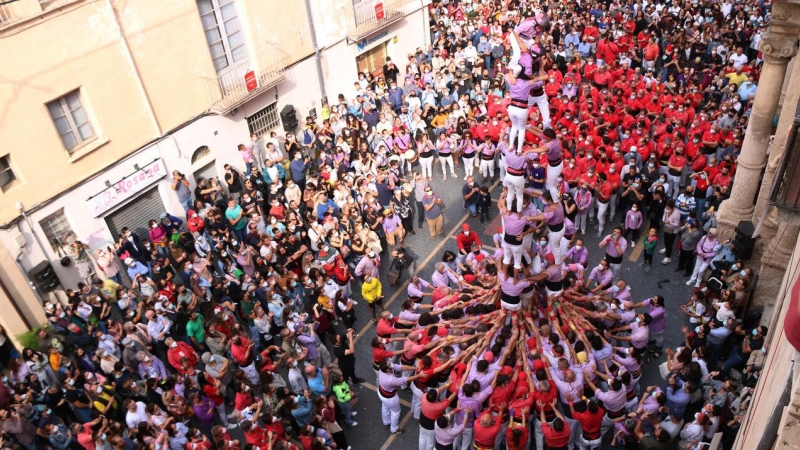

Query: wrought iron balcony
[346,0,417,42]
[202,45,290,115]
[768,101,800,224]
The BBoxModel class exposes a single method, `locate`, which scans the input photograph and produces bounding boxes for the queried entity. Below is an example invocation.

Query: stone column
[717,7,800,238]
[752,222,800,317]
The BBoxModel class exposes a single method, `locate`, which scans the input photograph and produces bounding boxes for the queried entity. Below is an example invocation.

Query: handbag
[663,224,675,234]
[57,244,71,267]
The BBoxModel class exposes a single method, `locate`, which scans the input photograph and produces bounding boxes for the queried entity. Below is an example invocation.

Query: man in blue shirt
[305,364,330,396]
[737,75,757,101]
[289,153,310,193]
[666,375,694,420]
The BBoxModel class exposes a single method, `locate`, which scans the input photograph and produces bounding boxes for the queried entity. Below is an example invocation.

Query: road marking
[359,381,412,407]
[354,179,500,344]
[627,232,647,262]
[379,411,415,450]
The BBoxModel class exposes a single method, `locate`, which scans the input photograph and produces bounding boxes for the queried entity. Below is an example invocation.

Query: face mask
[660,178,666,183]
[610,303,618,311]
[540,241,547,247]
[731,264,739,271]
[68,379,75,386]
[59,312,66,318]
[609,168,615,174]
[632,183,639,188]
[740,270,747,277]
[613,286,620,293]
[648,163,655,168]
[427,192,433,197]
[187,264,193,270]
[575,245,582,251]
[388,313,394,320]
[96,386,103,394]
[752,329,758,336]
[635,317,641,324]
[695,326,702,334]
[632,207,638,211]
[597,264,604,271]
[569,163,575,168]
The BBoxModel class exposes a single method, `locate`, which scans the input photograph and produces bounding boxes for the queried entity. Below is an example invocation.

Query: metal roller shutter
[105,187,166,241]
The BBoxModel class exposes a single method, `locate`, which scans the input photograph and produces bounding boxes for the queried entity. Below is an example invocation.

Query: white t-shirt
[729,53,748,70]
[125,401,149,429]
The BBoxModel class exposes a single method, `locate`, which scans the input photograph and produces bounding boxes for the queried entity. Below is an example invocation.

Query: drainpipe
[303,0,327,101]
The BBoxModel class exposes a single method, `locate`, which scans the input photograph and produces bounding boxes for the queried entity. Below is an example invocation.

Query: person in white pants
[436,132,457,180]
[459,133,478,179]
[478,139,496,180]
[378,361,420,434]
[688,229,719,287]
[417,134,435,181]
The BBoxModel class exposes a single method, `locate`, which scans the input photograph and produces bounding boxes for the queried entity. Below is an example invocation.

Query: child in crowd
[642,227,659,272]
[478,185,492,223]
[624,202,644,245]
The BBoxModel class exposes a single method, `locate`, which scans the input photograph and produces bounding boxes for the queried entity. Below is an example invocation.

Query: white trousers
[453,426,474,450]
[503,241,524,269]
[419,427,436,450]
[508,105,529,153]
[548,225,566,263]
[498,157,507,181]
[439,155,456,177]
[597,201,609,233]
[559,236,572,264]
[575,210,589,233]
[529,93,552,129]
[579,435,603,450]
[546,161,563,195]
[504,173,526,212]
[410,381,424,420]
[690,258,711,283]
[463,155,476,177]
[420,156,434,179]
[379,392,401,432]
[479,159,495,178]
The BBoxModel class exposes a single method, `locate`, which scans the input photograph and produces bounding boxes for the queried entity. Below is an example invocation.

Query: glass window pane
[47,101,64,119]
[197,0,213,15]
[54,116,72,135]
[209,42,226,59]
[213,56,229,72]
[70,107,88,127]
[201,13,218,31]
[231,44,247,62]
[227,30,243,48]
[65,92,82,111]
[220,3,236,21]
[0,169,14,187]
[205,28,222,45]
[61,131,78,150]
[77,123,94,140]
[224,16,240,34]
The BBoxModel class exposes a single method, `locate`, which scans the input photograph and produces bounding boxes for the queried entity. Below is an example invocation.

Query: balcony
[346,0,417,42]
[768,101,800,224]
[202,45,290,115]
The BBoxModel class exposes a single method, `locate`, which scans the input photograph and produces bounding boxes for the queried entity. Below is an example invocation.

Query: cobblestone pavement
[300,162,695,450]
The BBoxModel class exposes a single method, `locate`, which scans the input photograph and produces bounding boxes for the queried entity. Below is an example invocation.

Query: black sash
[501,292,521,305]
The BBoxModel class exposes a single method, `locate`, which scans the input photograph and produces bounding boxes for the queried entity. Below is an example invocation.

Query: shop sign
[356,30,390,53]
[90,158,166,217]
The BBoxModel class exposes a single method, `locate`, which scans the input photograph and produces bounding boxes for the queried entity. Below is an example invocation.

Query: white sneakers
[661,257,671,264]
[659,248,667,254]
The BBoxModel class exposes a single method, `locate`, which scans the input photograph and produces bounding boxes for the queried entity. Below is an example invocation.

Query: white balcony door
[198,0,248,81]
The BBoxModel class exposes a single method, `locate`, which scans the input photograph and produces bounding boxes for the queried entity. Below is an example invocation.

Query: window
[47,91,95,153]
[40,209,77,252]
[198,0,247,73]
[247,103,280,137]
[0,155,16,192]
[356,42,388,78]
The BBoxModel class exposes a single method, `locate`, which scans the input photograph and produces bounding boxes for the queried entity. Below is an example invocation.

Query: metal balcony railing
[202,45,290,115]
[346,0,416,42]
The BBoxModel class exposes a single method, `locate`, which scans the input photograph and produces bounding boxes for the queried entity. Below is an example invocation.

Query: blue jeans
[337,398,356,426]
[233,227,246,243]
[179,196,193,215]
[722,350,746,377]
[109,273,123,285]
[465,202,478,216]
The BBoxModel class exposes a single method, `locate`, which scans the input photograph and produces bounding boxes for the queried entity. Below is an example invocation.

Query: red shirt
[244,425,268,446]
[573,407,604,439]
[596,181,613,202]
[372,346,394,366]
[542,420,571,447]
[474,416,503,447]
[376,318,399,337]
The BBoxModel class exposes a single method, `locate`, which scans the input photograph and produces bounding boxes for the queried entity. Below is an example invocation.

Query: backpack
[303,128,313,145]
